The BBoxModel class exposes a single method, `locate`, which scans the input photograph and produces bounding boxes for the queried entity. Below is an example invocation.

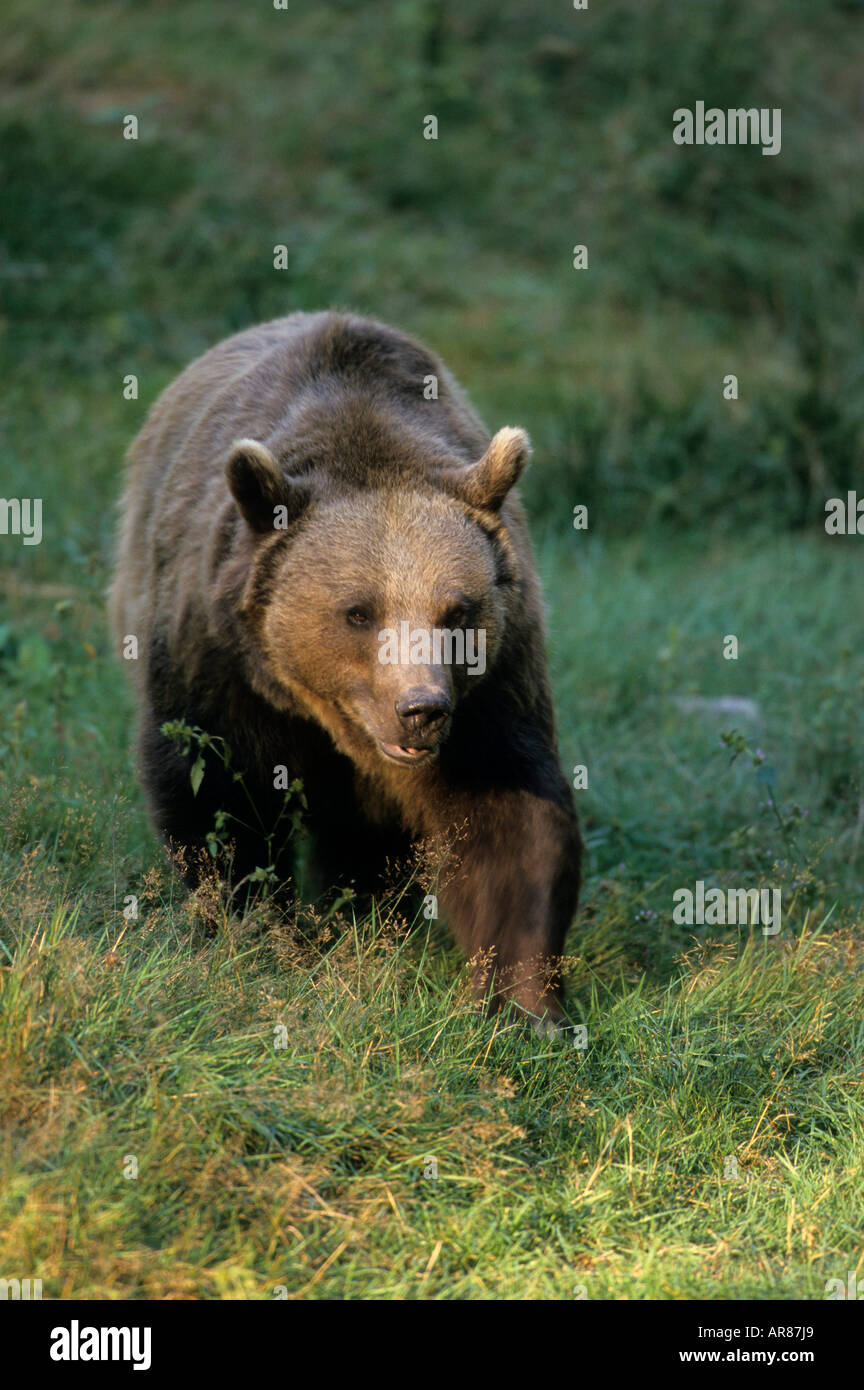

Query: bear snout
[372,687,453,766]
[395,687,452,734]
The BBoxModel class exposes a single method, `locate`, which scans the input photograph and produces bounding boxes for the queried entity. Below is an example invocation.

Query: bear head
[225,425,530,769]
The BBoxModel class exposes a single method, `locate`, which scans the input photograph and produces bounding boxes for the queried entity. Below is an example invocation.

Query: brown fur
[110,311,581,1022]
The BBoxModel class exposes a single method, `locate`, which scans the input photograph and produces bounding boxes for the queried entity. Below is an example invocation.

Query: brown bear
[110,311,580,1026]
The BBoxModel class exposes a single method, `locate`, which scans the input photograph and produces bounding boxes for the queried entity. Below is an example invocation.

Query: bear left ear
[441,427,531,512]
[226,438,310,534]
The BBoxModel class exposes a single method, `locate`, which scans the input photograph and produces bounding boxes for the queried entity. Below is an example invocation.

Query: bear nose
[395,689,452,732]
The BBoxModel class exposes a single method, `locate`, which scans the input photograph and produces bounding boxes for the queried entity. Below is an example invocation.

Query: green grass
[1,0,863,1300]
[0,875,862,1299]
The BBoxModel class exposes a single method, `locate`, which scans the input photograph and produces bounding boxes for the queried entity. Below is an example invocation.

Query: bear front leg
[436,787,581,1023]
[137,709,291,892]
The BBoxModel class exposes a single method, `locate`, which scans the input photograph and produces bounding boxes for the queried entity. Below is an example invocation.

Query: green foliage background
[3,0,864,535]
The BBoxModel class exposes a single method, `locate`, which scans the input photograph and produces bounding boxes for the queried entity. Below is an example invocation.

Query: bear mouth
[378,741,439,766]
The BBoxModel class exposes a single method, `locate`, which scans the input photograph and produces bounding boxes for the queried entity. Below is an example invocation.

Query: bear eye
[442,604,468,629]
[346,606,372,628]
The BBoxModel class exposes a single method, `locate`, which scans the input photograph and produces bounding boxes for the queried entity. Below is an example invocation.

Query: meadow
[1,0,862,1299]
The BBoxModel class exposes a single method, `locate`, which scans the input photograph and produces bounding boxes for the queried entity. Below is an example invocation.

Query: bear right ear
[226,439,309,534]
